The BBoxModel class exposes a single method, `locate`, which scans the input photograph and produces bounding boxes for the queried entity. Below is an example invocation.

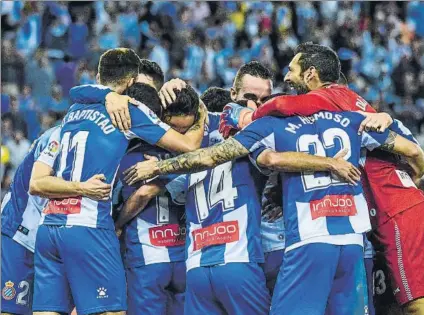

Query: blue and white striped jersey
[40,86,170,229]
[117,142,186,268]
[118,112,224,268]
[179,114,267,271]
[234,111,390,249]
[1,127,61,252]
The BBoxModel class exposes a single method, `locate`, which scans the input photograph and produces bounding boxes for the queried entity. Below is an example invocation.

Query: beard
[289,81,310,95]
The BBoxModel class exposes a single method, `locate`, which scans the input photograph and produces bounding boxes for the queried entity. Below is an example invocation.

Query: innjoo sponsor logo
[149,224,186,247]
[310,195,357,220]
[44,197,82,215]
[192,221,239,251]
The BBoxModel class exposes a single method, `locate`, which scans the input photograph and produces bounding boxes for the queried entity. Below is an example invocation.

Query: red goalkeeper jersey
[252,84,424,226]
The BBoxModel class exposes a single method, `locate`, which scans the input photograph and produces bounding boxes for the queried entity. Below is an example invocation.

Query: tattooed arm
[156,102,207,153]
[124,139,362,185]
[378,130,424,179]
[124,138,249,185]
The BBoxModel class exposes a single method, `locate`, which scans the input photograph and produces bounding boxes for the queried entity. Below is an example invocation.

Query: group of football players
[2,42,424,315]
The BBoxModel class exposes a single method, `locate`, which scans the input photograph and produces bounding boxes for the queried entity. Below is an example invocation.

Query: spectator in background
[4,129,31,178]
[18,85,35,111]
[68,15,89,59]
[1,39,25,94]
[149,34,171,78]
[2,96,28,138]
[25,50,54,109]
[15,2,42,58]
[49,85,69,114]
[39,110,59,134]
[55,55,77,99]
[98,22,120,50]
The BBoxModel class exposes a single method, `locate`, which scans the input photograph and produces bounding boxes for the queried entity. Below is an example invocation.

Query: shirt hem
[285,233,364,252]
[186,257,264,272]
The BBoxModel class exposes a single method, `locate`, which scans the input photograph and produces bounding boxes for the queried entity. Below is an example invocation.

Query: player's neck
[311,81,334,91]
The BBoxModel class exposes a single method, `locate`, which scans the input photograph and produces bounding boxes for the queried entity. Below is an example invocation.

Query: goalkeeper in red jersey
[220,42,424,315]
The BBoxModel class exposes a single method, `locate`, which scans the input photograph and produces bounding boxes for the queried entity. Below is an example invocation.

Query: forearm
[406,147,424,179]
[258,151,337,173]
[115,184,163,230]
[155,138,249,175]
[181,115,206,151]
[29,176,84,199]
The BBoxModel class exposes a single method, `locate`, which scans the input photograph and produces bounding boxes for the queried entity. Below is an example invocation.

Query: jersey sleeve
[390,119,419,144]
[252,94,334,120]
[69,84,112,104]
[233,117,277,153]
[36,127,62,168]
[124,101,171,145]
[361,130,390,151]
[165,174,187,204]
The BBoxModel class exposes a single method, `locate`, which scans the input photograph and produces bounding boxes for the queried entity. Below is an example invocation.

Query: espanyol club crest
[2,281,16,300]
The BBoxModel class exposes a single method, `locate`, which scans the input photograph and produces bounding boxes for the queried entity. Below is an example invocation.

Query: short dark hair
[139,59,165,90]
[200,87,232,112]
[233,61,273,91]
[295,42,341,83]
[124,83,162,117]
[165,85,199,119]
[98,48,141,86]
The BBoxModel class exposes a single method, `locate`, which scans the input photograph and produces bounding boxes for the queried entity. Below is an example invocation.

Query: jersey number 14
[189,161,238,222]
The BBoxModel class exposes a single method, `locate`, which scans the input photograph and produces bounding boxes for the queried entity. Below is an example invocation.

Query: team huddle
[2,43,424,315]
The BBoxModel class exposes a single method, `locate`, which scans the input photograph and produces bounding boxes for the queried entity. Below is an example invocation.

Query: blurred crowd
[1,1,424,195]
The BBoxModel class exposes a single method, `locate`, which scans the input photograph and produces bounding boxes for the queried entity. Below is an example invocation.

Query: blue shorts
[364,258,375,315]
[33,225,126,315]
[185,263,270,315]
[262,249,284,296]
[127,261,186,315]
[271,243,366,315]
[1,235,34,315]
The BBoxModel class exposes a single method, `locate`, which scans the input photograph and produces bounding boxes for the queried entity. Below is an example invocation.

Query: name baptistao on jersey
[234,111,391,249]
[41,90,170,230]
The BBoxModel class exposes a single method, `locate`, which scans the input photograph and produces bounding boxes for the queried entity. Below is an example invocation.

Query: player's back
[41,103,127,229]
[1,126,60,251]
[41,98,170,230]
[117,141,186,267]
[185,157,266,270]
[239,112,389,248]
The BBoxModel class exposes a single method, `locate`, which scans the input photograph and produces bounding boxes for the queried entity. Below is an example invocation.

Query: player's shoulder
[331,111,365,126]
[33,126,62,159]
[37,126,61,150]
[128,100,161,123]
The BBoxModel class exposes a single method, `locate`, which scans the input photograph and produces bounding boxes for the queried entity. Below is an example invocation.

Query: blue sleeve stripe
[361,132,383,151]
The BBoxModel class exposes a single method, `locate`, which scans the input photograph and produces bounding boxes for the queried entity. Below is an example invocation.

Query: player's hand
[123,156,159,186]
[105,92,135,131]
[115,228,123,238]
[219,103,253,139]
[330,149,362,185]
[80,174,112,200]
[159,78,187,108]
[357,112,393,134]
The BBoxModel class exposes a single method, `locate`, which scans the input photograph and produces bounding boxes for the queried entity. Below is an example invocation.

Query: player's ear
[305,67,316,83]
[230,87,237,102]
[96,73,101,84]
